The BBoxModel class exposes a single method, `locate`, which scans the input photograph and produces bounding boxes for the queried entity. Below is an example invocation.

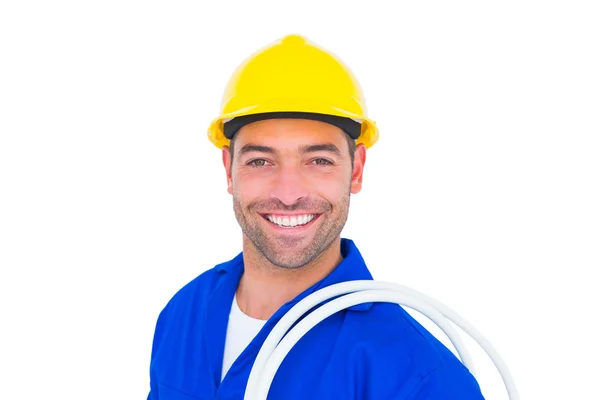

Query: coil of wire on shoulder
[243,280,520,400]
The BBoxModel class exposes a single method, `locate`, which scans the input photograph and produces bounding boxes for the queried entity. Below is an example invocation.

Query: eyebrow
[237,144,276,156]
[300,144,341,156]
[237,143,342,157]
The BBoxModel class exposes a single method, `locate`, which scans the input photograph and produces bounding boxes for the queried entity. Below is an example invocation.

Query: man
[147,34,485,399]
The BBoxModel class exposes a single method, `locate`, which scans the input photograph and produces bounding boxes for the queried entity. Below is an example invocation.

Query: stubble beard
[232,190,350,270]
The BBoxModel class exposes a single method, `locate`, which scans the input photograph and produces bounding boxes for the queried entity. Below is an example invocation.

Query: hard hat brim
[207,99,378,149]
[223,112,362,140]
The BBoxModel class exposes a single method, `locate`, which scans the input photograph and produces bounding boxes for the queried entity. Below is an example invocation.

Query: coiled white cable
[243,280,520,400]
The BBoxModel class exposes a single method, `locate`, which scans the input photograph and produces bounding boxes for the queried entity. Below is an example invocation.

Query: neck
[236,237,343,320]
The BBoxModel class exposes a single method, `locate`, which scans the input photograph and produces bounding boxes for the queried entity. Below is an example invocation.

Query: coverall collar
[215,237,373,310]
[204,237,375,393]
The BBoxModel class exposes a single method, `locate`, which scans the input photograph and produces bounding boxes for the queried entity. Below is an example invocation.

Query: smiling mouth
[262,214,319,228]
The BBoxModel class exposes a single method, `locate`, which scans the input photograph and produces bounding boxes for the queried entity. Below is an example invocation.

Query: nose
[270,165,309,206]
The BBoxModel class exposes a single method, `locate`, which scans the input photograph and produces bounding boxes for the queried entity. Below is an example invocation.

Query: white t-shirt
[221,294,267,382]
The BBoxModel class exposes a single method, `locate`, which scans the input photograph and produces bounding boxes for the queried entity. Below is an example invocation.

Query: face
[222,118,366,270]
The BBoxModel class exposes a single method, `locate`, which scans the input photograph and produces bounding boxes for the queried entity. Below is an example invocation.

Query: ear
[350,144,366,194]
[222,146,233,195]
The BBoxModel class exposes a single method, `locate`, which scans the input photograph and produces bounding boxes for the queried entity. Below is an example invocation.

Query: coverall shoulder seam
[404,362,445,398]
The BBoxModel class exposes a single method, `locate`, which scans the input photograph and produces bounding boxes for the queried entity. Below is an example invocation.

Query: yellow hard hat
[207,34,379,149]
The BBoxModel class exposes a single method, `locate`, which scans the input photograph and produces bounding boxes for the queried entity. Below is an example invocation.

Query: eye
[311,158,333,166]
[247,159,271,167]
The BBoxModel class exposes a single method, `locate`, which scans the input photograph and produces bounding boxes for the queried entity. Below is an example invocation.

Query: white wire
[243,280,520,400]
[245,280,473,397]
[250,290,475,400]
[244,281,471,399]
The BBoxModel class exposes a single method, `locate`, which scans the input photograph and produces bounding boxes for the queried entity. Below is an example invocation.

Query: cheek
[232,171,269,199]
[308,172,350,201]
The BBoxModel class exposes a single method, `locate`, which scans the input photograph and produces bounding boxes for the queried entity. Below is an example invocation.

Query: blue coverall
[148,238,485,399]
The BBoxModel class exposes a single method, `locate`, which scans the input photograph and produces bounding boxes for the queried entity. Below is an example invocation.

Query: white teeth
[266,214,316,228]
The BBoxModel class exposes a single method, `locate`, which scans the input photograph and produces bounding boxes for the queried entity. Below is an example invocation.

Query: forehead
[233,118,347,148]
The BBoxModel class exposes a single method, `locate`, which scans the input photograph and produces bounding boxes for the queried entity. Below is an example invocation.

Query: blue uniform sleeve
[147,330,160,400]
[406,361,485,400]
[147,304,169,400]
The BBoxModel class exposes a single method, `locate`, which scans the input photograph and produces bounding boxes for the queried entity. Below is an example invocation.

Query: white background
[1,1,598,399]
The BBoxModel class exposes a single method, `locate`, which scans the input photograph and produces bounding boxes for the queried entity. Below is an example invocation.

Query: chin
[264,248,311,270]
